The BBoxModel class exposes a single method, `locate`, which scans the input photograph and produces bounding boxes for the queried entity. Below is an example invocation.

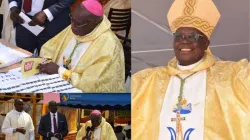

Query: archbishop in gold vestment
[40,16,125,92]
[132,53,250,140]
[76,117,117,140]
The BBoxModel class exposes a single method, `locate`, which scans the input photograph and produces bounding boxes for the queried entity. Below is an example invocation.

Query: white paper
[0,43,29,68]
[0,68,82,93]
[9,67,22,78]
[19,12,44,36]
[0,72,21,83]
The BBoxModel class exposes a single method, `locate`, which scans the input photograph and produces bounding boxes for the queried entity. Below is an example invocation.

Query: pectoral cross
[171,111,185,140]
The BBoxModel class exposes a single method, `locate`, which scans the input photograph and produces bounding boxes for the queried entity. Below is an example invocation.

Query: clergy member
[132,0,250,140]
[38,0,125,92]
[1,99,35,140]
[76,110,117,140]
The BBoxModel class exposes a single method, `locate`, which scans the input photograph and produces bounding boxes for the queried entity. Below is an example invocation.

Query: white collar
[177,58,203,71]
[50,112,58,117]
[14,109,23,115]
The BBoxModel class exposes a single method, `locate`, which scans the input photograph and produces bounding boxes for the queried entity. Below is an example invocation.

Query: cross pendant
[171,111,185,140]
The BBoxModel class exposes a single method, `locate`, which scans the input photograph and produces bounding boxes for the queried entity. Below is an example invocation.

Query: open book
[0,43,29,68]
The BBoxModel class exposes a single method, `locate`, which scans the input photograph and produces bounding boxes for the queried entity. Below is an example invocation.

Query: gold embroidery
[183,0,196,16]
[171,0,214,37]
[170,16,214,37]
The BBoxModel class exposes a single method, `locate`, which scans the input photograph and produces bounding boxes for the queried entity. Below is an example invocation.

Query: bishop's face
[70,5,101,36]
[173,27,210,66]
[91,114,102,127]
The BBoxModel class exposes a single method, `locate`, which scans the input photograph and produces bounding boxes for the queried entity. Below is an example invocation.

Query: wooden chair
[108,8,131,45]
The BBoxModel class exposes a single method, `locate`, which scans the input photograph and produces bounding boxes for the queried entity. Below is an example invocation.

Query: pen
[33,48,38,58]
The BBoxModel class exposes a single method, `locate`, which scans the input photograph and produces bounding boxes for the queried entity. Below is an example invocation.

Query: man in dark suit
[8,0,76,53]
[38,100,68,140]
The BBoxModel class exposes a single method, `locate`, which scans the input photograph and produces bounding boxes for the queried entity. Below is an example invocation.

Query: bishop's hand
[37,62,59,74]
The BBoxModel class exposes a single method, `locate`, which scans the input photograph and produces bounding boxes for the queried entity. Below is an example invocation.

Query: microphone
[86,126,95,138]
[86,127,92,137]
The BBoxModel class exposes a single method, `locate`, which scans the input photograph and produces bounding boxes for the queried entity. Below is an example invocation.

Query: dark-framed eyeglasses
[173,32,204,43]
[69,13,87,28]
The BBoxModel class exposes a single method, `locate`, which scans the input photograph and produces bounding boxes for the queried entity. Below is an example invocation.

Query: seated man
[76,110,116,140]
[38,0,125,92]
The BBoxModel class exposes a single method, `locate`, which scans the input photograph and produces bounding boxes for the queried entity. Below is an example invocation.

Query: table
[0,39,32,72]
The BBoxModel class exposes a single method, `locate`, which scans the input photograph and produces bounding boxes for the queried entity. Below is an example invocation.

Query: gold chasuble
[133,0,250,139]
[132,53,250,140]
[40,16,125,92]
[76,117,117,140]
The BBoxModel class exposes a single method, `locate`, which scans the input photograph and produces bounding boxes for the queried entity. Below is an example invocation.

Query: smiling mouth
[179,48,193,52]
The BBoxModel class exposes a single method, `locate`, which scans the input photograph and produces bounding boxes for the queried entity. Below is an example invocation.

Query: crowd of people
[0,99,131,140]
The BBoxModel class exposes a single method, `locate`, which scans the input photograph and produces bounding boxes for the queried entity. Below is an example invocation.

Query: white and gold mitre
[167,0,221,39]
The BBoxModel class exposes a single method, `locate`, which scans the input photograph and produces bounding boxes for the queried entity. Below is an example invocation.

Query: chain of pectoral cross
[64,40,81,69]
[176,72,197,107]
[171,72,197,139]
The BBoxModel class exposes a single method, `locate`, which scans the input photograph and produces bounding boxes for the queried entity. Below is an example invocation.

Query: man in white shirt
[38,100,68,140]
[1,98,35,140]
[8,0,76,53]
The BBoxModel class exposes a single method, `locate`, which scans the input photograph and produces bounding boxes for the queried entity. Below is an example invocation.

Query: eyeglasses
[173,32,204,43]
[69,14,87,28]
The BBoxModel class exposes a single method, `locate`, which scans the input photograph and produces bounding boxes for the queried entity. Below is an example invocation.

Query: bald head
[14,98,23,103]
[70,4,103,36]
[48,100,58,113]
[14,99,24,112]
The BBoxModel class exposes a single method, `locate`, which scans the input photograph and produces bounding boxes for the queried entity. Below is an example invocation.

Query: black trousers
[15,9,71,53]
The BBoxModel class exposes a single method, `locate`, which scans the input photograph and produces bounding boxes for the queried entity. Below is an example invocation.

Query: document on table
[19,12,44,36]
[0,72,21,83]
[0,67,82,93]
[0,43,29,68]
